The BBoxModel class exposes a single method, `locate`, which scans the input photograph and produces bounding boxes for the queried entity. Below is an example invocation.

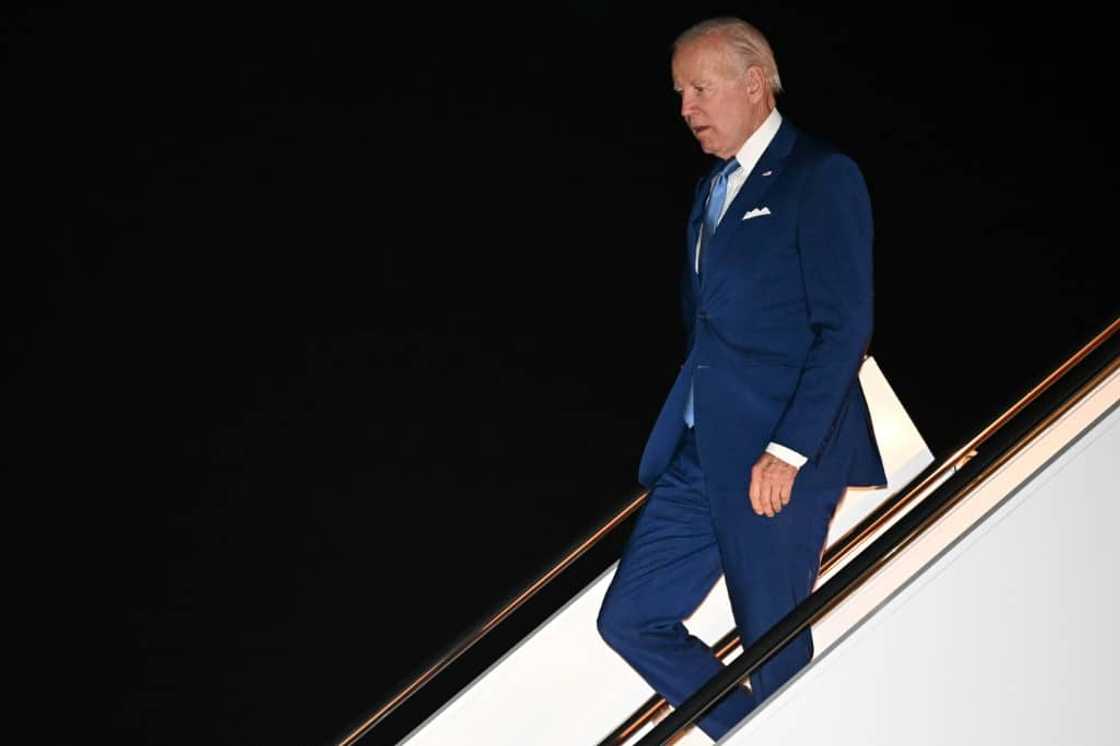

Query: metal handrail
[601,315,1120,743]
[336,491,650,746]
[634,317,1119,744]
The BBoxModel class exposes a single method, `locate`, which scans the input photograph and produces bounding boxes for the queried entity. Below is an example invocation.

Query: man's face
[671,36,762,159]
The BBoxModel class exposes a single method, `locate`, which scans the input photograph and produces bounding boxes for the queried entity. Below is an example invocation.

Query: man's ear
[746,64,767,102]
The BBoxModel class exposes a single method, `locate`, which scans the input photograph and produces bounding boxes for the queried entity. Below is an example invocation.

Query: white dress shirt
[686,107,808,469]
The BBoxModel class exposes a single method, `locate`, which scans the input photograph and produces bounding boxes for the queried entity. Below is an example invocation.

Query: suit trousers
[597,426,845,741]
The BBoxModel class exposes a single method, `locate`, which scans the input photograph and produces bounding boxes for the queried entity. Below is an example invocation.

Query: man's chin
[694,135,722,156]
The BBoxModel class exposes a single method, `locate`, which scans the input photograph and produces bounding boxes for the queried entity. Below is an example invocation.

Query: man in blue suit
[597,17,887,742]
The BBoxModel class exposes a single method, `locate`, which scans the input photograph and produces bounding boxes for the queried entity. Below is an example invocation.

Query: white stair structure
[723,364,1120,745]
[396,356,936,745]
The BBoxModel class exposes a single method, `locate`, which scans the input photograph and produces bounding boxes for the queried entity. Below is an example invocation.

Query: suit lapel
[687,169,714,291]
[713,118,798,243]
[686,118,800,290]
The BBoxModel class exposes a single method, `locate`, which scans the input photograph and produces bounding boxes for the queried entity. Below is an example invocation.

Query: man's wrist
[765,441,807,469]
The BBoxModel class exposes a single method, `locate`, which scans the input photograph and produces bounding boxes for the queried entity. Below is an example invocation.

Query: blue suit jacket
[638,118,888,494]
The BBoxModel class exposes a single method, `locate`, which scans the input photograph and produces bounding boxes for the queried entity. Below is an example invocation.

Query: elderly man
[597,17,887,742]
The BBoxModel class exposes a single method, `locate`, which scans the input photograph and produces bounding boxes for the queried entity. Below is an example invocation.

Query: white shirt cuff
[766,441,808,468]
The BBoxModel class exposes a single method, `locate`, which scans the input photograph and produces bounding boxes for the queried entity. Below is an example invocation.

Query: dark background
[4,3,1116,744]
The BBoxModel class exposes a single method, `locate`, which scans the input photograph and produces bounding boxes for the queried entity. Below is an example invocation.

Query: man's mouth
[693,126,710,135]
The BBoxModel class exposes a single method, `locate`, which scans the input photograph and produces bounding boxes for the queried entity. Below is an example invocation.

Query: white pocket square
[742,206,771,220]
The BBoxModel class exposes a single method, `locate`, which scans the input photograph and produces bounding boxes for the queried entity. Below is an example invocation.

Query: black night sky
[5,4,1116,744]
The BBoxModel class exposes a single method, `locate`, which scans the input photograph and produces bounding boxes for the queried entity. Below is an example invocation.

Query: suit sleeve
[770,152,875,463]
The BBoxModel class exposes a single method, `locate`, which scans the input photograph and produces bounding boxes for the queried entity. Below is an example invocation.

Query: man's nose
[679,94,693,120]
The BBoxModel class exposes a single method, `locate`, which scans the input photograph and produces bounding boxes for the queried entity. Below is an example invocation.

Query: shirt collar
[730,107,782,179]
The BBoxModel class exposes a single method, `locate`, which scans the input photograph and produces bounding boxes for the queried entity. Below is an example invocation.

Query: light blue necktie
[685,157,741,428]
[698,157,741,277]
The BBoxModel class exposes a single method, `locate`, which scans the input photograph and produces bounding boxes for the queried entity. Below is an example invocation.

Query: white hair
[673,17,783,95]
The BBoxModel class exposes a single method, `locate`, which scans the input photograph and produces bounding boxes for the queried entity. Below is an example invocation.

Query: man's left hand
[749,452,799,518]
